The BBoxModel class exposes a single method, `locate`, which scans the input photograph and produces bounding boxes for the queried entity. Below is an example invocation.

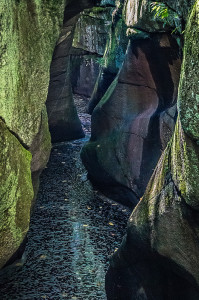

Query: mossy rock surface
[178,1,199,141]
[0,120,33,269]
[0,0,67,268]
[0,0,66,147]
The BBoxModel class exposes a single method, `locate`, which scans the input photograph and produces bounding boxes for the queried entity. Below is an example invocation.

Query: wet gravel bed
[73,94,89,114]
[0,96,131,300]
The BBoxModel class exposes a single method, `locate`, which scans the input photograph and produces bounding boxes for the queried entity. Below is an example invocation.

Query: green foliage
[150,2,182,35]
[151,2,169,19]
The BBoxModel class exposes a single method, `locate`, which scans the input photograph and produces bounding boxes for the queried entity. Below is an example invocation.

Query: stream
[0,95,130,300]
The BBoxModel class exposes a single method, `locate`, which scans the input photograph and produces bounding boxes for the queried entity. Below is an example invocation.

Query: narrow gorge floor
[0,95,130,300]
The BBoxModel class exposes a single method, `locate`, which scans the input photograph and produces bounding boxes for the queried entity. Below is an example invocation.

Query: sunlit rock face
[106,1,199,299]
[0,0,67,268]
[163,0,195,20]
[124,0,179,32]
[81,33,181,206]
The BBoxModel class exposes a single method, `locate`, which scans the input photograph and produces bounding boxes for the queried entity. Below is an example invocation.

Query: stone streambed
[0,101,130,299]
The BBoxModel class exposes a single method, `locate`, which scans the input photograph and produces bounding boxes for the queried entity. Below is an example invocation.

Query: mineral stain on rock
[0,97,130,299]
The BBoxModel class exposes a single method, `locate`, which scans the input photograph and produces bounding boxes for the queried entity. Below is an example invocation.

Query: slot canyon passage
[1,0,199,299]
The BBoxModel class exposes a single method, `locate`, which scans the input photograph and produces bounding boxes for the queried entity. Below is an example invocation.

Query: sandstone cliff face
[81,0,181,206]
[106,1,199,298]
[0,0,69,268]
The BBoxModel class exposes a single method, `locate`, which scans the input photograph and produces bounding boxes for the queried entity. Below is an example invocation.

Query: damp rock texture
[81,0,185,206]
[106,1,199,299]
[88,0,129,114]
[46,0,115,141]
[82,31,181,206]
[0,0,73,268]
[70,5,115,99]
[0,128,130,300]
[46,14,85,143]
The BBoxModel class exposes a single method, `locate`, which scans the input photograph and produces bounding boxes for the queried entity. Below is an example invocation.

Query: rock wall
[70,5,114,98]
[81,0,181,206]
[106,1,199,298]
[0,0,69,268]
[88,0,128,113]
[46,15,85,143]
[46,2,115,141]
[0,0,102,269]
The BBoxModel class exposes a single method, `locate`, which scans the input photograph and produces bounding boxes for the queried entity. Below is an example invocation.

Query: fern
[151,2,169,19]
[150,2,182,34]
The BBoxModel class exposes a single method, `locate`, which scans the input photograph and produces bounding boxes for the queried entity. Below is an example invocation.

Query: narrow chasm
[0,96,130,299]
[1,1,199,299]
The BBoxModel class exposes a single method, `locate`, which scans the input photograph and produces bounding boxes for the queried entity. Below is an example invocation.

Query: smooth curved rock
[88,1,128,113]
[107,1,199,298]
[82,33,181,206]
[46,15,85,143]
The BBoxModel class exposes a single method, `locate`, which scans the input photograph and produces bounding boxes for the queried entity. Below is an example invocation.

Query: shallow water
[0,105,130,299]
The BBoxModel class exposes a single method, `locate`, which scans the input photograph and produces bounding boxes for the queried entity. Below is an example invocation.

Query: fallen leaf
[97,282,102,286]
[109,222,114,226]
[39,255,47,260]
[83,224,88,227]
[87,206,92,210]
[62,292,68,297]
[15,262,23,267]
